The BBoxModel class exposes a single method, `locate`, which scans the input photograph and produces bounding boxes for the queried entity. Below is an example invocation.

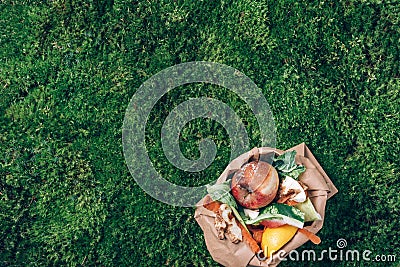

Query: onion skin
[231,161,279,209]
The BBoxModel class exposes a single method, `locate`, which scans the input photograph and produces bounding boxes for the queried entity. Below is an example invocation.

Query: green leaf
[285,165,306,179]
[273,150,306,180]
[244,203,305,228]
[230,206,248,232]
[294,198,322,222]
[206,180,237,209]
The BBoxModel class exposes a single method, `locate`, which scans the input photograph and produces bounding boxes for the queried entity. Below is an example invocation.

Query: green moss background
[0,0,399,266]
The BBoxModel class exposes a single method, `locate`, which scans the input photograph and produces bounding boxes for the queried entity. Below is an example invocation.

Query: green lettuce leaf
[294,198,322,222]
[206,181,237,209]
[273,150,306,180]
[244,203,305,229]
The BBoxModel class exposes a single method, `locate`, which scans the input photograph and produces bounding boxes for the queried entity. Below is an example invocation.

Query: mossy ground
[1,1,399,266]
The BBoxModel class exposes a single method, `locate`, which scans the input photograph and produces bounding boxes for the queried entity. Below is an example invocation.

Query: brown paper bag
[194,143,338,267]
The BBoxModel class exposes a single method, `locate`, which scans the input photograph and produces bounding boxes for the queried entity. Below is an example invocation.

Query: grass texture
[1,0,399,266]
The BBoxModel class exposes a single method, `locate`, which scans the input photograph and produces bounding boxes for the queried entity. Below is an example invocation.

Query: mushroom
[214,204,243,243]
[278,176,307,203]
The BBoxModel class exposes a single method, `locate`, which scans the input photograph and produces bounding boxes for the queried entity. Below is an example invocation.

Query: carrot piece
[252,229,263,244]
[285,199,299,206]
[203,196,222,212]
[238,223,261,254]
[298,228,321,245]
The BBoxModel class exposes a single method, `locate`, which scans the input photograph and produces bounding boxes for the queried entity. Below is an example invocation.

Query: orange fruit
[261,225,298,258]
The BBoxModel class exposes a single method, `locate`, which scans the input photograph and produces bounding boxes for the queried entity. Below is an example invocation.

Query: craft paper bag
[194,143,338,267]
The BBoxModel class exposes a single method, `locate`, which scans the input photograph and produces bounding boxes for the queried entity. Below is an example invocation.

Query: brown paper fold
[194,143,338,267]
